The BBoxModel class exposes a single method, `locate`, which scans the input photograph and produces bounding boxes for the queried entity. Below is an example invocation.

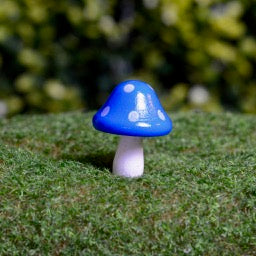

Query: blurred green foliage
[0,0,256,116]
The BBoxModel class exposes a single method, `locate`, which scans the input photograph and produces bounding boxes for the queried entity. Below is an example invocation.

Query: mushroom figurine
[92,80,172,178]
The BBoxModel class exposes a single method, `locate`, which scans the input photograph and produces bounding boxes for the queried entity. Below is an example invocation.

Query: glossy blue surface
[92,80,172,137]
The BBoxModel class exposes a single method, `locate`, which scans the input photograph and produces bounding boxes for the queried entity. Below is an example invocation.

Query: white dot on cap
[124,83,135,93]
[136,122,151,127]
[158,110,165,121]
[101,106,110,117]
[128,111,139,122]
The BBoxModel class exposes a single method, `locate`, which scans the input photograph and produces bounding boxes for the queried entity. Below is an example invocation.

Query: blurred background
[0,0,256,117]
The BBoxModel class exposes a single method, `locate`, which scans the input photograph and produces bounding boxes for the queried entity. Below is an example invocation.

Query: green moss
[0,111,255,255]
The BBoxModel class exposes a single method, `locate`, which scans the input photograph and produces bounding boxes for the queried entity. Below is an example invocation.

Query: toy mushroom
[92,80,172,178]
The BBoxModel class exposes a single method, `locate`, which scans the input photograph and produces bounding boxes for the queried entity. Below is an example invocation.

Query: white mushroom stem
[113,136,144,178]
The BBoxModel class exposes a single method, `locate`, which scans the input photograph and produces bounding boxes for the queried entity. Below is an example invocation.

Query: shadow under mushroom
[61,151,114,171]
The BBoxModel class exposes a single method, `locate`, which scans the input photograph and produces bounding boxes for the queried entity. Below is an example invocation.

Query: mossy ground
[0,111,255,255]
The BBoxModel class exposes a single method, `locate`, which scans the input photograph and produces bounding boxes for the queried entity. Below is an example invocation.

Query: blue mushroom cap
[92,80,172,137]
